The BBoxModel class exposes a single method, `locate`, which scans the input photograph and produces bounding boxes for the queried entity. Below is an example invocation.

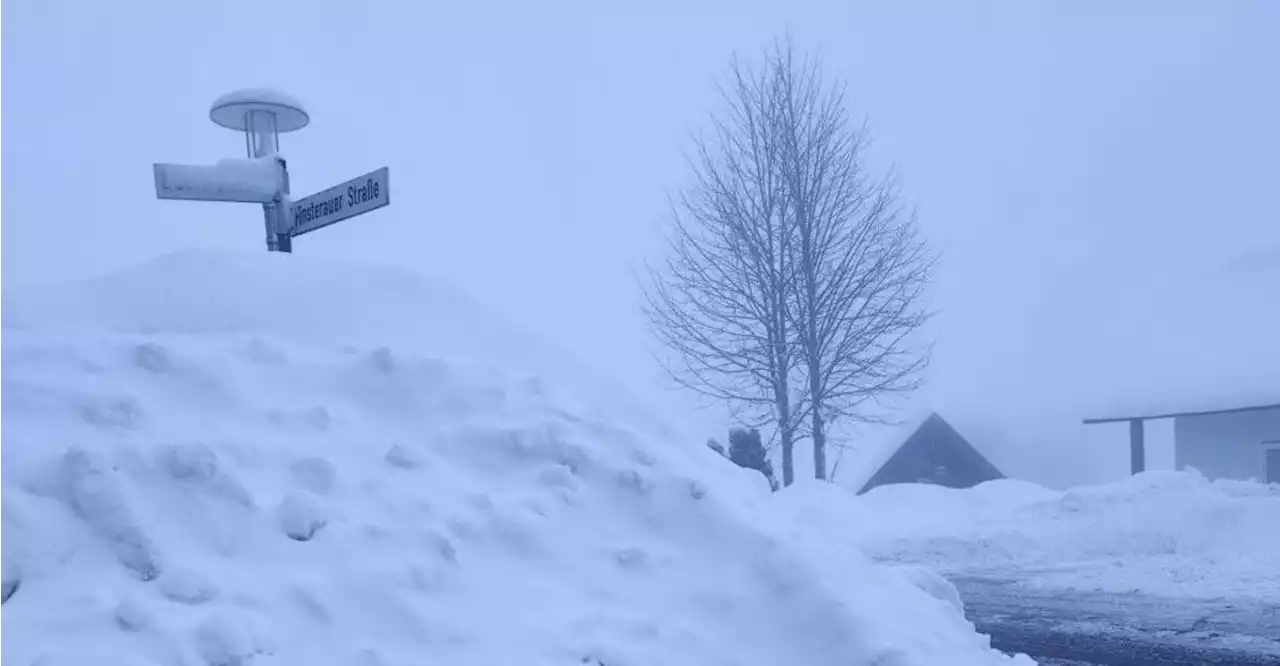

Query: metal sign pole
[275,157,293,253]
[245,108,286,253]
[263,204,281,252]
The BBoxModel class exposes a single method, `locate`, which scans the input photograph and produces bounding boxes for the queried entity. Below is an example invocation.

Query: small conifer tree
[728,427,779,491]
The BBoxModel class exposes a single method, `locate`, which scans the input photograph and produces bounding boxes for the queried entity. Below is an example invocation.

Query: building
[854,411,1005,494]
[1079,248,1279,484]
[1084,402,1280,483]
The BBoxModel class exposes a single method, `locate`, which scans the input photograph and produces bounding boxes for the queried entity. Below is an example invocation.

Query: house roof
[1084,402,1280,425]
[857,412,1003,493]
[832,410,934,492]
[833,410,1005,494]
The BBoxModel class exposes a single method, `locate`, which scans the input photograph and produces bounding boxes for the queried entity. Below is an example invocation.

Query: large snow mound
[2,250,556,371]
[842,472,1280,601]
[1,250,1027,666]
[2,249,680,443]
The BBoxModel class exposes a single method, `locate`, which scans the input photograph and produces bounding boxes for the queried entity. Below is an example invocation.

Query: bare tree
[646,38,931,485]
[643,54,805,486]
[771,41,934,481]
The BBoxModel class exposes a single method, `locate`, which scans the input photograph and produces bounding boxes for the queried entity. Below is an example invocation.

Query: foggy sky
[4,0,1277,487]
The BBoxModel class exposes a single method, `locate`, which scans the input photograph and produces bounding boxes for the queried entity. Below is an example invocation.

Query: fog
[5,0,1277,487]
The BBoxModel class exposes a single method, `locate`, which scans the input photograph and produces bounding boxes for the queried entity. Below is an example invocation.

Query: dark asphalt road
[952,575,1280,666]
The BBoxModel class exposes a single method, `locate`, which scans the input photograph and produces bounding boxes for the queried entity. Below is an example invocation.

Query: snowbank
[1,250,1027,666]
[2,250,681,442]
[839,472,1280,601]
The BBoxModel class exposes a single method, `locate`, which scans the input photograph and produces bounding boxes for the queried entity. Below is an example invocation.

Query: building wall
[1174,408,1280,482]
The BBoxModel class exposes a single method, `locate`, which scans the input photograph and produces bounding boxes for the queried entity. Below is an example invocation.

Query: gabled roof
[1084,402,1280,425]
[856,411,1004,494]
[833,409,935,492]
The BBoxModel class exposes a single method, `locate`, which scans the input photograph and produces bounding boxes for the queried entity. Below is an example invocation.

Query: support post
[262,155,292,253]
[262,203,293,253]
[277,158,292,253]
[1128,418,1145,474]
[263,203,280,252]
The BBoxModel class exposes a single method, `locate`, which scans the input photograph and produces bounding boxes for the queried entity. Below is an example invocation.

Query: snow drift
[836,472,1280,601]
[1,250,1028,666]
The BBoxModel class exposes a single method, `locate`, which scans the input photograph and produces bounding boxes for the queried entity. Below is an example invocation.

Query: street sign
[153,89,390,253]
[154,160,283,203]
[289,167,390,237]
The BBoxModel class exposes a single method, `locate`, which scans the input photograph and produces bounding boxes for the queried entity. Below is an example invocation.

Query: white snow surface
[213,157,285,186]
[1,250,1029,666]
[209,88,310,132]
[154,157,287,204]
[837,472,1280,602]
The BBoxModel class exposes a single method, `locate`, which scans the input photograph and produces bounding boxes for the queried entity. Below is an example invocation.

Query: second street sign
[290,166,390,237]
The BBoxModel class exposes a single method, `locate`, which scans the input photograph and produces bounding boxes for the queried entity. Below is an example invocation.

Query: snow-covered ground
[816,472,1280,602]
[1,250,1029,666]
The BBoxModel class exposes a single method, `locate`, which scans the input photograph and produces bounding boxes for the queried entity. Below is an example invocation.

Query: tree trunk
[811,397,826,481]
[781,428,794,487]
[801,210,824,481]
[776,378,795,487]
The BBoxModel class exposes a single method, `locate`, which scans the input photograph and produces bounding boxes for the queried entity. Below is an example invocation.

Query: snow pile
[1,250,1028,666]
[1,249,677,439]
[840,471,1280,601]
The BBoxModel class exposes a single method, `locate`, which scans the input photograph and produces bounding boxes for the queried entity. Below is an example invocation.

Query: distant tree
[645,36,932,485]
[643,48,803,486]
[728,427,779,491]
[770,39,934,481]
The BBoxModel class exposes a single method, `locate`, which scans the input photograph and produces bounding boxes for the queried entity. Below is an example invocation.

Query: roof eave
[1083,402,1280,425]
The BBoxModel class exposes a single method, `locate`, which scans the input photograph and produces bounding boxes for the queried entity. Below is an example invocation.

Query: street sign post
[289,167,390,237]
[151,88,391,253]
